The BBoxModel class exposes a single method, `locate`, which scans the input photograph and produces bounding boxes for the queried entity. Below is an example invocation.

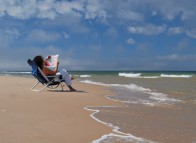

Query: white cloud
[186,29,196,38]
[0,0,107,21]
[55,1,84,14]
[83,0,108,23]
[0,0,78,20]
[148,0,196,21]
[63,32,69,39]
[117,10,144,22]
[168,27,184,35]
[128,24,167,35]
[0,0,37,19]
[152,11,157,16]
[0,0,195,30]
[0,0,196,71]
[127,38,135,45]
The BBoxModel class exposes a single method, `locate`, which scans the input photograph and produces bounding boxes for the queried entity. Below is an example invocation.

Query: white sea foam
[85,107,156,143]
[81,80,150,92]
[149,92,181,102]
[80,80,182,105]
[80,75,91,77]
[106,96,156,106]
[160,74,192,78]
[118,72,192,78]
[119,72,141,78]
[80,80,108,86]
[118,72,159,79]
[142,76,159,78]
[123,84,151,92]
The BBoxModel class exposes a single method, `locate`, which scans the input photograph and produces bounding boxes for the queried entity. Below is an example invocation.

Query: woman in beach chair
[29,55,76,92]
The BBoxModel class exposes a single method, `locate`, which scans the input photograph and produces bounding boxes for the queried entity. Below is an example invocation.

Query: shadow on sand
[47,89,87,93]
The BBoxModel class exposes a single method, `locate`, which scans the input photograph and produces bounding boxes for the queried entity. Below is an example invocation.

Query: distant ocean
[1,71,196,143]
[74,71,196,106]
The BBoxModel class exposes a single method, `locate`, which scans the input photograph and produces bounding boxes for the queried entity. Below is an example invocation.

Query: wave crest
[119,73,141,78]
[160,74,192,78]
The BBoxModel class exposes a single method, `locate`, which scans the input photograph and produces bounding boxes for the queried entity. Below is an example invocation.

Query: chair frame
[28,59,65,92]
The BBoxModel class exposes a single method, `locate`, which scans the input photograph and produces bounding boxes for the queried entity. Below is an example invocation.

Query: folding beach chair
[27,59,64,92]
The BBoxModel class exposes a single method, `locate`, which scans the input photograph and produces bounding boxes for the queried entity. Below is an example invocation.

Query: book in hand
[45,54,59,69]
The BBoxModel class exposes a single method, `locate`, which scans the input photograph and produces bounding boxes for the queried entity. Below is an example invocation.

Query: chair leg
[60,83,64,91]
[31,81,39,90]
[31,80,64,92]
[31,81,49,92]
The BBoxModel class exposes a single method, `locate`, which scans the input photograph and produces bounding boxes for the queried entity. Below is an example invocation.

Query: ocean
[1,71,196,143]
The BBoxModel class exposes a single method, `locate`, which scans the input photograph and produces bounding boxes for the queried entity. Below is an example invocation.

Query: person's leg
[68,85,77,91]
[60,69,77,91]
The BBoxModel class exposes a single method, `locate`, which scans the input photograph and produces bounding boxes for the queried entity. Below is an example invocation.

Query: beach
[0,72,196,143]
[0,75,121,143]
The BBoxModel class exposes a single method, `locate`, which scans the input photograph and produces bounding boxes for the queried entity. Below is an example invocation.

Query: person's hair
[33,55,44,69]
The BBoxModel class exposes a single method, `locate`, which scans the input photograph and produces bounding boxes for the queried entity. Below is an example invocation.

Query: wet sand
[0,76,120,143]
[93,103,196,143]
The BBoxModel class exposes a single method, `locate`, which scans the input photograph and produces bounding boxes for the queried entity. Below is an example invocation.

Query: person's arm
[43,61,59,75]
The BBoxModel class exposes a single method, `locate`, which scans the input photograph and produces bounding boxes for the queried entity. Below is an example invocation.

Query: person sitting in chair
[33,55,77,91]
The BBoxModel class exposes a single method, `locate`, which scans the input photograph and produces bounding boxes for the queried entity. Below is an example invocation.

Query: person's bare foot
[70,89,77,91]
[68,85,77,91]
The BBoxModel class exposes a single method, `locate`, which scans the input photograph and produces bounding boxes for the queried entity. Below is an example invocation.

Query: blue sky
[0,0,196,71]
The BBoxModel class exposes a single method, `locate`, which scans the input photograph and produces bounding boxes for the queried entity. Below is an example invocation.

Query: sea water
[1,71,196,143]
[76,71,196,143]
[75,71,195,105]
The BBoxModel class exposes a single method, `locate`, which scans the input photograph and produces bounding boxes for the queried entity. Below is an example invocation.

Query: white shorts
[60,69,72,86]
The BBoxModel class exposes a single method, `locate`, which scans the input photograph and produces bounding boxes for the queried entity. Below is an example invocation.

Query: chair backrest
[27,59,49,84]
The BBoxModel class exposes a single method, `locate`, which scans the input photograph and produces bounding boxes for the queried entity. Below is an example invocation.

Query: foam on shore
[80,80,182,106]
[85,106,156,143]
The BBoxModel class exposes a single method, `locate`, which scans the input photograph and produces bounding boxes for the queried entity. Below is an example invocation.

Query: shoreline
[85,106,155,143]
[1,75,195,143]
[0,75,121,143]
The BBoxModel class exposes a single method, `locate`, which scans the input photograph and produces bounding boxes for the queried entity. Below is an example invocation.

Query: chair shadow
[47,89,87,93]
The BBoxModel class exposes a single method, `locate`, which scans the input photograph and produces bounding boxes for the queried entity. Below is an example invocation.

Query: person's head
[33,55,44,69]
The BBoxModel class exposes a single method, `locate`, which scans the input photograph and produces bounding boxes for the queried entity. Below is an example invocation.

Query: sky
[0,0,196,71]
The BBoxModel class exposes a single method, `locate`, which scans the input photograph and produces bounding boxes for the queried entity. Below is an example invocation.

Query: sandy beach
[0,76,121,143]
[1,75,196,143]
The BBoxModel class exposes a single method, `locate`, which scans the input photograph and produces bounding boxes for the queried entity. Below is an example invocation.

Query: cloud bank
[0,0,195,71]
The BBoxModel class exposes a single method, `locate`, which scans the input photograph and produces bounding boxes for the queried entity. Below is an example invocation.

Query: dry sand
[0,76,121,143]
